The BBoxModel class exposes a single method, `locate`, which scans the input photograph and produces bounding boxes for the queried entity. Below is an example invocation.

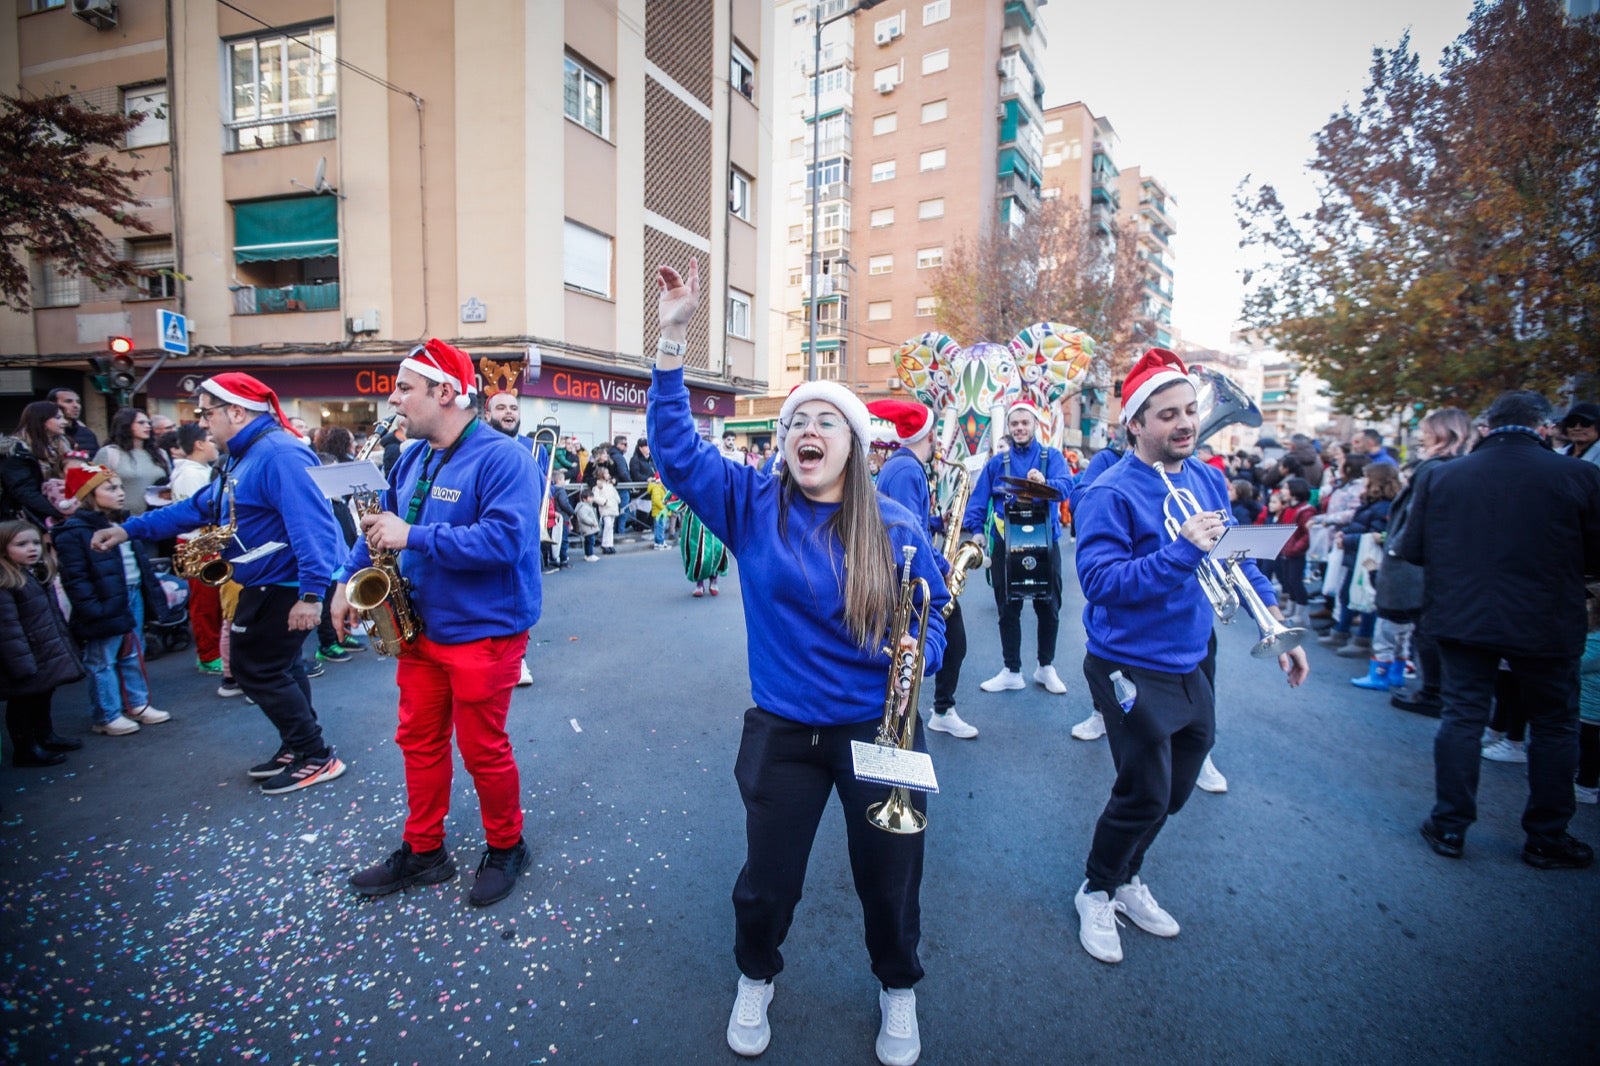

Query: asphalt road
[2,533,1595,1065]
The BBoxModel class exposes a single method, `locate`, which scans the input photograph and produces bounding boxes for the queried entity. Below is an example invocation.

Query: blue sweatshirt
[1075,453,1277,673]
[1067,447,1122,514]
[962,440,1073,540]
[874,447,950,577]
[338,420,543,643]
[123,414,339,593]
[648,367,947,726]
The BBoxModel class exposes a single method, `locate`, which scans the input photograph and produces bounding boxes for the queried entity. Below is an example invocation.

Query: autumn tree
[1237,0,1600,418]
[929,196,1146,372]
[0,91,154,312]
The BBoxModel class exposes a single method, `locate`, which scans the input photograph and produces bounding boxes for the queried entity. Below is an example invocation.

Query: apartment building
[1118,166,1175,350]
[1,0,774,448]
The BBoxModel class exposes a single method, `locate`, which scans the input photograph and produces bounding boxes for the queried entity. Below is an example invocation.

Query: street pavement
[2,533,1595,1064]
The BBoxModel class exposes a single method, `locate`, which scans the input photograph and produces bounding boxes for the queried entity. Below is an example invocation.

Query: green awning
[234,197,339,263]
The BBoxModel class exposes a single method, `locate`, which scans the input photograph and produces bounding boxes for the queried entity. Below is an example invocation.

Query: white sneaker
[1070,710,1106,741]
[584,555,599,562]
[927,709,978,739]
[126,705,171,725]
[726,975,772,1057]
[876,988,920,1066]
[1195,754,1228,794]
[1576,783,1599,805]
[1033,664,1067,694]
[1481,738,1527,764]
[516,661,533,687]
[979,668,1025,692]
[1114,876,1180,937]
[1074,881,1123,963]
[92,715,140,736]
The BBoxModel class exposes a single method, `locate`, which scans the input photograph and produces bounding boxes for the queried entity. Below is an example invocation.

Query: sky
[1036,0,1478,350]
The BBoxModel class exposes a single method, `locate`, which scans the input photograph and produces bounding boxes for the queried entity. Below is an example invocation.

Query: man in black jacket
[47,388,99,454]
[1398,390,1600,869]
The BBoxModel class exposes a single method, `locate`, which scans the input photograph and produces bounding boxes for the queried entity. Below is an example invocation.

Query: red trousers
[395,631,528,851]
[187,579,222,662]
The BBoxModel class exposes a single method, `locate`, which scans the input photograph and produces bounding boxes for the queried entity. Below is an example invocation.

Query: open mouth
[796,442,825,468]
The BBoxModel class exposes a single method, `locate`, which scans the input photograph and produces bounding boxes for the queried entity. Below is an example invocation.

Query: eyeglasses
[784,413,849,436]
[1565,417,1596,429]
[195,405,224,420]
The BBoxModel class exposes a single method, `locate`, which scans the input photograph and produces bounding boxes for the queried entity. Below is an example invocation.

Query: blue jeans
[83,584,149,724]
[653,515,667,545]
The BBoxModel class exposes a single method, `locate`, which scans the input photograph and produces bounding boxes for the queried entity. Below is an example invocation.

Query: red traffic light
[108,336,134,355]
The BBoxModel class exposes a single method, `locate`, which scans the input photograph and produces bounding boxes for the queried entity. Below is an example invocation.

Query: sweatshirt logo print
[431,486,462,503]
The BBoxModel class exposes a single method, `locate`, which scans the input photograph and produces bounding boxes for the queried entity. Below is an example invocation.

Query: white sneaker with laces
[1070,710,1106,741]
[1481,738,1527,764]
[726,975,772,1057]
[516,661,533,687]
[1576,783,1599,805]
[126,705,171,725]
[92,715,140,736]
[927,709,978,739]
[876,988,920,1066]
[979,668,1025,692]
[1195,754,1228,794]
[1114,876,1180,937]
[1074,881,1123,963]
[1033,664,1068,694]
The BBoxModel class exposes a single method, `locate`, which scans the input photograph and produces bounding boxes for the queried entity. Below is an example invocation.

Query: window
[227,25,337,152]
[127,238,177,299]
[729,168,753,222]
[806,157,850,189]
[919,148,946,172]
[30,0,65,11]
[874,12,904,41]
[564,54,609,137]
[873,64,902,92]
[921,99,947,124]
[917,246,943,269]
[727,289,752,339]
[788,225,804,243]
[867,345,892,365]
[921,49,949,75]
[730,43,756,102]
[787,268,804,287]
[123,85,168,148]
[808,67,850,99]
[230,198,341,312]
[32,257,79,307]
[871,160,896,182]
[563,220,612,297]
[867,301,892,321]
[923,0,950,24]
[918,197,945,220]
[870,207,895,228]
[868,254,894,275]
[915,296,938,318]
[872,113,898,136]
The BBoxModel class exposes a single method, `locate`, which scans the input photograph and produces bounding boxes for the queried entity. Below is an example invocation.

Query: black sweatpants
[732,707,926,989]
[231,585,328,758]
[1082,651,1215,896]
[5,690,56,751]
[991,534,1062,671]
[932,598,967,714]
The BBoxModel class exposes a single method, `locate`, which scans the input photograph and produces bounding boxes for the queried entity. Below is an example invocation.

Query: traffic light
[107,336,137,390]
[108,335,134,355]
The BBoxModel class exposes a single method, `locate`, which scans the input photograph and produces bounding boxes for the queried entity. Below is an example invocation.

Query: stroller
[142,561,192,661]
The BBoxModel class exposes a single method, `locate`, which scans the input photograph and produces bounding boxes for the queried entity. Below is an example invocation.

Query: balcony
[232,282,340,315]
[996,172,1040,213]
[807,179,852,204]
[805,135,852,159]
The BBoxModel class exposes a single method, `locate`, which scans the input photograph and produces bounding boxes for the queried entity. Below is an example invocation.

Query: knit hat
[1119,348,1191,424]
[402,339,478,409]
[201,373,298,434]
[66,463,113,502]
[865,399,934,445]
[776,380,871,454]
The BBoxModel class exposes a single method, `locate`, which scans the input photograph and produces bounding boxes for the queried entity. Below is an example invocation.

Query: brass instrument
[172,484,236,587]
[532,420,560,544]
[1192,364,1263,446]
[345,415,423,657]
[932,457,984,618]
[1152,459,1307,659]
[867,545,932,835]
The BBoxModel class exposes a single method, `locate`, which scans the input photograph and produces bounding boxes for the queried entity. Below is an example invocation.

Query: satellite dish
[290,156,343,198]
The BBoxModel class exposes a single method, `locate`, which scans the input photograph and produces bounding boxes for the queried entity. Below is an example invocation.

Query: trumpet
[1152,459,1306,660]
[867,545,932,835]
[173,485,236,587]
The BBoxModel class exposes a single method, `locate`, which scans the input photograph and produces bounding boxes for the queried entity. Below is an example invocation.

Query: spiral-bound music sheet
[851,742,940,793]
[306,460,388,500]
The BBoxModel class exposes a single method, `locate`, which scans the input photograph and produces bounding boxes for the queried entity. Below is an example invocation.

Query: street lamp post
[807,0,883,382]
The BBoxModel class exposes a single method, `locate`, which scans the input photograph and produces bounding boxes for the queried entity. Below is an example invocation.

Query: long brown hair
[777,442,898,651]
[14,401,68,478]
[0,520,54,589]
[1363,462,1401,503]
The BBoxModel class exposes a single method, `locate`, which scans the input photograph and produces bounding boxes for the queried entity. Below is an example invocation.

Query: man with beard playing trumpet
[1071,348,1308,964]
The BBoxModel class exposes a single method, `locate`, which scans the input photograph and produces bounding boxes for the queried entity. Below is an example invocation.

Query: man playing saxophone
[1071,349,1308,965]
[331,339,544,908]
[91,373,345,794]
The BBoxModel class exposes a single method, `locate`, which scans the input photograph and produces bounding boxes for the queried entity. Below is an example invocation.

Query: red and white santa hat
[1008,394,1046,421]
[776,380,871,454]
[402,339,479,409]
[866,399,934,446]
[1119,347,1192,424]
[201,372,298,435]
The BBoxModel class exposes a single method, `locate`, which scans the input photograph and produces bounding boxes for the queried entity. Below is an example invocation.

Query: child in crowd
[1275,477,1315,628]
[51,466,171,735]
[0,520,86,766]
[1229,478,1260,528]
[647,474,671,549]
[1576,586,1600,804]
[573,488,602,562]
[592,467,621,555]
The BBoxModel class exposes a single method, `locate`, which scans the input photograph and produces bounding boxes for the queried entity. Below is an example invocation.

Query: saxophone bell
[345,486,423,657]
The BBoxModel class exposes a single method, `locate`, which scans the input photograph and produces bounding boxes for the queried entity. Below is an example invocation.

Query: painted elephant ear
[894,331,961,411]
[1010,322,1095,404]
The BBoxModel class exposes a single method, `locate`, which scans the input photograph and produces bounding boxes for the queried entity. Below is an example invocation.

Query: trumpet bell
[866,788,927,834]
[1250,623,1307,660]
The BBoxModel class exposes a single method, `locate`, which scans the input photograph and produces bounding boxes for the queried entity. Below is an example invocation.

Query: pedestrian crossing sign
[158,309,189,355]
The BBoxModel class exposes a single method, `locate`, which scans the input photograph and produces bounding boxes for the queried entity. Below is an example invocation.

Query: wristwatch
[299,592,323,604]
[657,337,686,358]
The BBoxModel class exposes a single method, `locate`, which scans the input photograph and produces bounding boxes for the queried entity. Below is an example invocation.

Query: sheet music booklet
[851,741,940,794]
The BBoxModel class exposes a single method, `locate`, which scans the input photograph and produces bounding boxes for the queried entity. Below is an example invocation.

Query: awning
[234,197,339,263]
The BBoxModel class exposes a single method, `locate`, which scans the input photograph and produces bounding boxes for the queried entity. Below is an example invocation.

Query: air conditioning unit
[887,378,903,390]
[71,0,118,30]
[876,81,896,95]
[874,28,894,45]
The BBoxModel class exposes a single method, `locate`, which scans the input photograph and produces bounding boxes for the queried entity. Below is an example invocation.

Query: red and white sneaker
[260,750,347,795]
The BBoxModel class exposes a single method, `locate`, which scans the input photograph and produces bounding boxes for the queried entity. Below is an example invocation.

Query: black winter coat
[51,511,166,641]
[0,570,85,695]
[0,439,61,529]
[1397,431,1600,658]
[629,450,657,482]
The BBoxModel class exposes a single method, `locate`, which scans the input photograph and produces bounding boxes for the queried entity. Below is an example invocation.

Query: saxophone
[344,416,423,656]
[173,485,237,587]
[933,456,984,618]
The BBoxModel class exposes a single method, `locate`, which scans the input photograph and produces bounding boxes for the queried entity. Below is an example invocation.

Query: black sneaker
[349,842,458,897]
[1420,819,1465,859]
[217,679,244,698]
[259,749,347,794]
[468,838,530,907]
[1521,833,1594,870]
[303,658,326,680]
[248,746,297,779]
